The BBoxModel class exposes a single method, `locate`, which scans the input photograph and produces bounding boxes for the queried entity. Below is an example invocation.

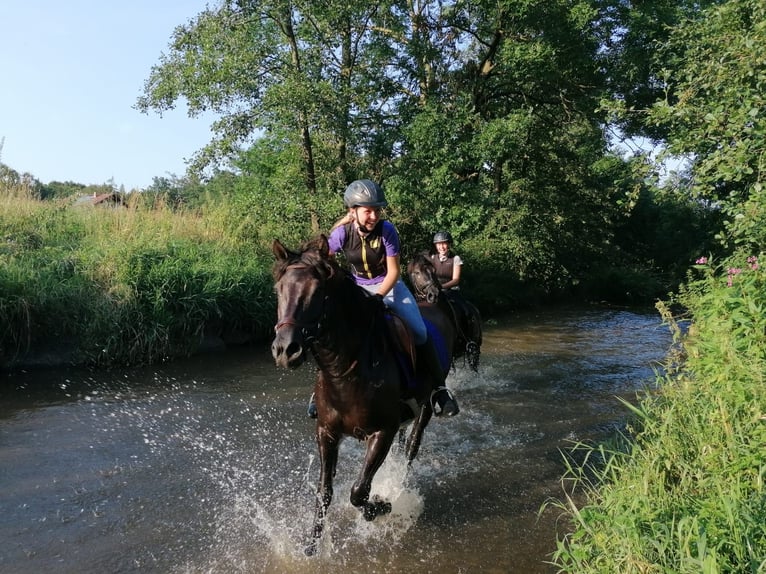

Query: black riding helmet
[433,231,453,244]
[343,179,388,209]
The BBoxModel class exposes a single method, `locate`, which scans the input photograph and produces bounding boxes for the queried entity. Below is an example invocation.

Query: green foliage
[5,0,736,367]
[552,3,766,569]
[130,0,708,307]
[551,253,766,573]
[228,136,342,247]
[644,0,766,253]
[0,163,44,199]
[0,195,276,369]
[612,184,724,294]
[83,238,273,366]
[40,180,88,200]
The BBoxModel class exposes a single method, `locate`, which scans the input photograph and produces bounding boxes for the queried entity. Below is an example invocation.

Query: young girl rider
[306,179,460,418]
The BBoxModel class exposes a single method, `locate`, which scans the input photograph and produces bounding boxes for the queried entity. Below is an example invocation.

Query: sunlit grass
[548,254,766,573]
[0,190,275,367]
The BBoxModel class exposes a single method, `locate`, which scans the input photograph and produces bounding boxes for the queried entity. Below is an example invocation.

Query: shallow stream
[0,305,671,573]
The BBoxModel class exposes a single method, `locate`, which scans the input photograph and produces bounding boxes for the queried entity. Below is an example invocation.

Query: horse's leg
[305,426,339,556]
[463,302,482,371]
[350,430,397,521]
[405,404,433,465]
[398,427,407,451]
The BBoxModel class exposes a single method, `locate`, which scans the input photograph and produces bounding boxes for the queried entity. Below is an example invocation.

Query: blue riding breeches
[360,279,428,345]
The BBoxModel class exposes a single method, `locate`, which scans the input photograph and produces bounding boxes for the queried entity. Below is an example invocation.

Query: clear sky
[1,1,218,190]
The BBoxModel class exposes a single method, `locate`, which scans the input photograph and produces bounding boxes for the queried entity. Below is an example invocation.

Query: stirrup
[307,392,317,419]
[430,386,460,417]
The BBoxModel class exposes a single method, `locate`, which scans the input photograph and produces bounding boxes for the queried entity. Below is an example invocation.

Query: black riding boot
[307,392,317,418]
[416,335,460,417]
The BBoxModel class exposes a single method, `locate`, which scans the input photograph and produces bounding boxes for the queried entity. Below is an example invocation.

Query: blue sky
[1,1,218,190]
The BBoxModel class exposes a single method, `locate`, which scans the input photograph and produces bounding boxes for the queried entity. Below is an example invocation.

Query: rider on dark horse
[430,231,483,354]
[306,179,460,418]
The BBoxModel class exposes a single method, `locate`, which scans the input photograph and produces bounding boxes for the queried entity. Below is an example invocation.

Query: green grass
[0,190,276,368]
[548,253,766,573]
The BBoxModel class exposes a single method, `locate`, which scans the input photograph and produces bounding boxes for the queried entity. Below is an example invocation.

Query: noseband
[411,267,439,304]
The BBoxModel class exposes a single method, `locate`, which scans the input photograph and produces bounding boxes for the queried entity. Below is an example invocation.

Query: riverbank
[551,254,766,572]
[0,193,278,372]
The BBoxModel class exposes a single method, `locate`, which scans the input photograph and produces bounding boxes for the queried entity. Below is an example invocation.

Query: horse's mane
[411,250,434,268]
[272,235,382,313]
[272,236,338,282]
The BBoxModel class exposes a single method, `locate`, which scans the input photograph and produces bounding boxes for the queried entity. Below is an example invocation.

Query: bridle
[273,263,329,343]
[410,266,439,304]
[273,261,372,379]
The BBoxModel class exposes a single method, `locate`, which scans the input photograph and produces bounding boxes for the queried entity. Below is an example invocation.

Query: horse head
[407,252,441,304]
[271,235,335,369]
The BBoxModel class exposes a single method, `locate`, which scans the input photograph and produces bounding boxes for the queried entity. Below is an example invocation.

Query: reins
[413,279,438,304]
[410,259,474,347]
[274,259,375,379]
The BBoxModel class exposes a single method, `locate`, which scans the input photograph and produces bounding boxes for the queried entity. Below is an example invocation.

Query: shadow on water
[0,305,671,573]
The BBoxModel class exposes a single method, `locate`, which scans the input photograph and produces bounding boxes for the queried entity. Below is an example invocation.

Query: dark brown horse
[271,235,455,555]
[407,252,483,371]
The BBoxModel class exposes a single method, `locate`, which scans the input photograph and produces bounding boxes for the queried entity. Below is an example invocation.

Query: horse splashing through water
[271,235,455,555]
[407,252,483,371]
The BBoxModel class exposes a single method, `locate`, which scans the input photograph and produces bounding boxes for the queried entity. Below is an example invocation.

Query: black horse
[271,235,455,555]
[407,252,483,371]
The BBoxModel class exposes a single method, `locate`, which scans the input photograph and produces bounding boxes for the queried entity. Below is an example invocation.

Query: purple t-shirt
[328,220,400,286]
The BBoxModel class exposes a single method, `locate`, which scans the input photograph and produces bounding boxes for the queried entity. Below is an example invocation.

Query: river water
[0,305,671,574]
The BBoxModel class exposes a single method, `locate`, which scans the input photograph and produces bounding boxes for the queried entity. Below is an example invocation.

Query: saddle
[383,311,449,392]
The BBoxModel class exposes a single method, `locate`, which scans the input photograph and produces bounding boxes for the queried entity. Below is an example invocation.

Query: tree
[40,181,87,200]
[645,0,766,251]
[387,0,626,291]
[137,0,418,231]
[139,0,701,302]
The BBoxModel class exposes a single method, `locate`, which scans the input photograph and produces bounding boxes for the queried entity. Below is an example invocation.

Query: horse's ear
[272,239,289,261]
[314,234,330,257]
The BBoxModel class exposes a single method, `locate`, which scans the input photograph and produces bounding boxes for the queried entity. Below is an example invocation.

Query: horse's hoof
[307,393,318,418]
[362,496,392,521]
[433,388,460,417]
[304,540,318,556]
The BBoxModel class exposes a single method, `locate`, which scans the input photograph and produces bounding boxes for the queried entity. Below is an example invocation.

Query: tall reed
[0,191,276,368]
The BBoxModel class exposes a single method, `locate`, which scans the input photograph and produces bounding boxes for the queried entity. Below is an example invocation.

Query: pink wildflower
[695,256,708,264]
[726,267,743,287]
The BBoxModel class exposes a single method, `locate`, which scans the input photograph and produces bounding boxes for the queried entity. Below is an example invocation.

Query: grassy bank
[550,252,766,572]
[0,192,276,369]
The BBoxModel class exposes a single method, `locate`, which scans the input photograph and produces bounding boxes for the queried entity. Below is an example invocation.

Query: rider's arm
[441,259,461,289]
[327,223,346,256]
[376,254,401,297]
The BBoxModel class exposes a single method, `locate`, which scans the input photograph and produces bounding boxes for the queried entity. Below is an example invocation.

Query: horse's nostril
[286,341,303,360]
